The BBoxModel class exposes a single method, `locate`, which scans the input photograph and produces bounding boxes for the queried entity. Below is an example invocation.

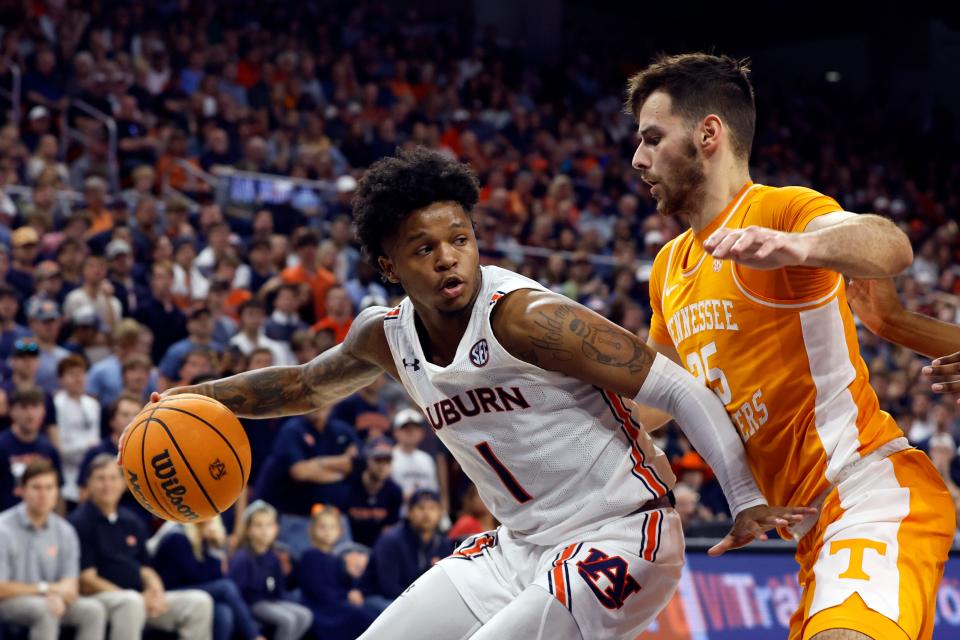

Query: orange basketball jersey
[649,182,905,510]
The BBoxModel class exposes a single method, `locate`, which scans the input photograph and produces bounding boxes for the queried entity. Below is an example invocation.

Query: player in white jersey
[133,148,813,639]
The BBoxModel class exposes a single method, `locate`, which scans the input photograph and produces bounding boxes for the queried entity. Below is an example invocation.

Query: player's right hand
[116,389,193,464]
[708,504,818,556]
[925,351,960,399]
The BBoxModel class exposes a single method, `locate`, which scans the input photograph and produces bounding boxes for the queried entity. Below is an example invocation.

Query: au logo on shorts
[576,548,641,610]
[470,339,489,367]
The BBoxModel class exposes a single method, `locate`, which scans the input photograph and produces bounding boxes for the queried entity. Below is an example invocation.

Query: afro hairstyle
[352,147,480,274]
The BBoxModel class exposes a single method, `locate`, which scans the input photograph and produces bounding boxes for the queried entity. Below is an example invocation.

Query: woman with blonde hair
[151,516,265,640]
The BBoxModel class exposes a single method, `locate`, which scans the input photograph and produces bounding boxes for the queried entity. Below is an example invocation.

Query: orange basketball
[120,393,251,523]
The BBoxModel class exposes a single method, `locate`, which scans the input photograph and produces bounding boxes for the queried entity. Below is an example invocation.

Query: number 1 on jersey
[475,441,533,504]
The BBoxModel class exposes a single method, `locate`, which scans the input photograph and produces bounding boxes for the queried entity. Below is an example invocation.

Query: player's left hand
[708,504,818,556]
[704,226,808,270]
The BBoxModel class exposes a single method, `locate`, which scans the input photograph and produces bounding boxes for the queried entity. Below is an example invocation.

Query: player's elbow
[887,230,913,275]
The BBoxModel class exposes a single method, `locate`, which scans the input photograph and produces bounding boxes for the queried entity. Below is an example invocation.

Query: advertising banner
[637,552,960,639]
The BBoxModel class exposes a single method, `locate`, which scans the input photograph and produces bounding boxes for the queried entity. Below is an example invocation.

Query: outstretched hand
[708,504,818,557]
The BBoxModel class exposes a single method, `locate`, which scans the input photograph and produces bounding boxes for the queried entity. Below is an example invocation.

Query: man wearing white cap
[389,408,440,503]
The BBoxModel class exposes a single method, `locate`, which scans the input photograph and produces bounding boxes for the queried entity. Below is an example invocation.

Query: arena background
[0,1,959,638]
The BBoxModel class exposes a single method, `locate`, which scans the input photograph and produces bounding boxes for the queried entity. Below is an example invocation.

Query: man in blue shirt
[69,454,213,640]
[344,437,403,547]
[362,489,452,613]
[157,305,224,387]
[254,405,359,557]
[0,386,62,509]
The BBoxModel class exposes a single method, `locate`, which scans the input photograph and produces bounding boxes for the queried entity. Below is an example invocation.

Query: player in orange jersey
[624,53,955,640]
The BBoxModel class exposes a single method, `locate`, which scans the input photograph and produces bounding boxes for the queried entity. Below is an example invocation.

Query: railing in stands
[0,63,20,124]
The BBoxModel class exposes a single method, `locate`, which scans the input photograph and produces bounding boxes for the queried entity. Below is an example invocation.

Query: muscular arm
[848,278,960,358]
[492,290,764,512]
[706,211,913,279]
[801,212,913,277]
[166,307,389,418]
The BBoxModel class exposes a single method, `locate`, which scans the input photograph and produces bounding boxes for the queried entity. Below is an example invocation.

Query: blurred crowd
[0,0,958,637]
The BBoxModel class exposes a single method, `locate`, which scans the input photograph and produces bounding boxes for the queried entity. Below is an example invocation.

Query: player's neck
[412,302,476,367]
[687,165,752,235]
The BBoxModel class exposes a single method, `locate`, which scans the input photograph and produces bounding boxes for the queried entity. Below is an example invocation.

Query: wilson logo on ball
[151,450,200,521]
[209,458,227,481]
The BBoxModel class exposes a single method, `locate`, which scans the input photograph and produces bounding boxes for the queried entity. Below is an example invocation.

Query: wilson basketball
[120,393,251,523]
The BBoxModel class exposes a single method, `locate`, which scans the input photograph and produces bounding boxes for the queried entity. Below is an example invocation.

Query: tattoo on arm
[526,303,653,374]
[192,345,381,418]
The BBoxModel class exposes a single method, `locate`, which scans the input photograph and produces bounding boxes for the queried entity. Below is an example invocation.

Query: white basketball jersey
[382,265,676,545]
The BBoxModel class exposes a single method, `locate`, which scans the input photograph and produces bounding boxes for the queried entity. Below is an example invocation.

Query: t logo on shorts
[576,548,641,610]
[829,538,887,580]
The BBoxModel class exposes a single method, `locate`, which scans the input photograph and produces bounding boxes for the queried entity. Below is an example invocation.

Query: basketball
[120,393,251,523]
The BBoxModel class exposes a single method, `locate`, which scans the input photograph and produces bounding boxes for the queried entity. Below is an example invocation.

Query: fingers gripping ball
[120,394,251,523]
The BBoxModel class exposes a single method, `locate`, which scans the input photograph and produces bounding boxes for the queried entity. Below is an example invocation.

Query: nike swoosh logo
[664,283,679,297]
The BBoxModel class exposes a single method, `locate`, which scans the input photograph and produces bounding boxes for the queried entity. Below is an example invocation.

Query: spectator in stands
[253,404,359,558]
[120,354,153,402]
[345,437,403,547]
[54,238,85,292]
[298,505,377,639]
[0,386,62,510]
[0,339,56,429]
[329,375,390,440]
[63,253,121,333]
[390,408,440,502]
[344,261,388,315]
[0,283,31,360]
[115,95,157,175]
[248,346,275,371]
[0,459,106,640]
[206,278,239,346]
[447,483,495,542]
[289,330,320,365]
[157,304,223,387]
[928,433,960,543]
[151,517,265,640]
[229,299,295,366]
[310,284,354,344]
[61,305,106,363]
[77,393,141,497]
[229,500,313,640]
[22,49,66,123]
[121,165,157,213]
[105,238,138,315]
[264,283,306,342]
[135,261,188,363]
[26,298,70,394]
[31,260,67,307]
[673,482,708,532]
[246,238,277,296]
[85,319,143,406]
[51,355,100,508]
[327,214,360,281]
[280,229,336,323]
[69,454,214,640]
[171,347,217,388]
[171,238,208,306]
[8,226,40,302]
[362,489,452,611]
[80,176,112,238]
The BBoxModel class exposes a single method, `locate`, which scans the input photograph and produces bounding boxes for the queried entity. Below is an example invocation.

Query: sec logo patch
[469,339,489,367]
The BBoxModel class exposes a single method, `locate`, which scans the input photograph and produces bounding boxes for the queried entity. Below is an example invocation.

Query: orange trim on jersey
[602,390,669,496]
[642,510,662,562]
[550,543,580,610]
[452,533,496,559]
[384,306,401,319]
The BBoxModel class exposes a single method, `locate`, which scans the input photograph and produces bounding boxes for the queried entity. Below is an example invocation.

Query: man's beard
[654,141,707,219]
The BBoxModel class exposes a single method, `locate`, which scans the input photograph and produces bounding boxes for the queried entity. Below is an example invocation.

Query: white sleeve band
[634,353,767,519]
